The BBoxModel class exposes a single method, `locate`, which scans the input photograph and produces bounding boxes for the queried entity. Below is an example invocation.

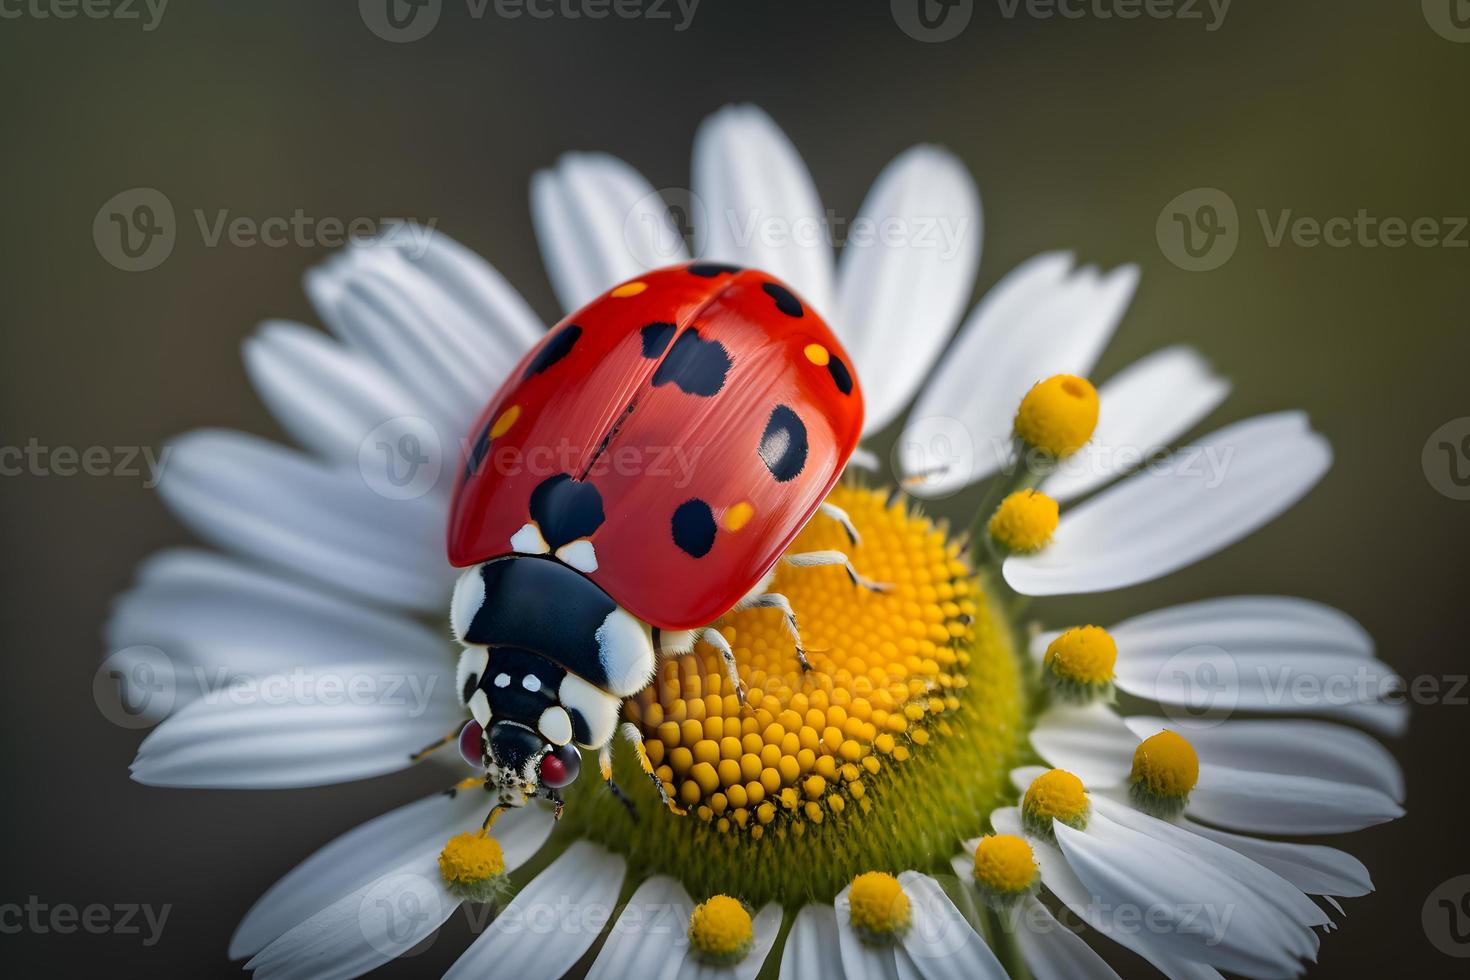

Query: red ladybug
[432,262,875,818]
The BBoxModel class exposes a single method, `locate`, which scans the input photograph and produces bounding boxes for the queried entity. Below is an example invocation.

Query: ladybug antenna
[481,801,509,832]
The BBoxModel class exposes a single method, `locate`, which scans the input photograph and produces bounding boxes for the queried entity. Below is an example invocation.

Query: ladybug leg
[597,741,638,819]
[409,726,462,764]
[698,627,749,706]
[817,502,862,546]
[734,591,811,673]
[784,550,891,593]
[619,720,687,816]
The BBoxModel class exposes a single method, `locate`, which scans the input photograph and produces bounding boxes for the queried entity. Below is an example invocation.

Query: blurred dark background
[3,1,1468,976]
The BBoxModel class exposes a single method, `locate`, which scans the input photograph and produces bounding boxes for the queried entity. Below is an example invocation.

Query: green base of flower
[851,922,910,947]
[555,570,1032,908]
[1129,780,1191,820]
[1043,673,1115,705]
[1020,808,1089,842]
[691,938,755,966]
[973,877,1040,912]
[445,873,511,904]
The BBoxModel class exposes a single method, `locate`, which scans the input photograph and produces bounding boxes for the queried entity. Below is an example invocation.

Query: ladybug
[423,262,878,819]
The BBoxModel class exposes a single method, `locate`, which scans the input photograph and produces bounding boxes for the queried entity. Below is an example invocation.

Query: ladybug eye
[538,744,581,789]
[457,720,484,767]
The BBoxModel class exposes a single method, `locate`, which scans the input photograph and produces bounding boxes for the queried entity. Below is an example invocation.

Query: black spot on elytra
[827,354,854,395]
[688,262,742,277]
[528,473,605,549]
[524,324,582,379]
[671,498,717,558]
[464,420,493,479]
[640,321,677,358]
[652,329,732,397]
[759,405,808,482]
[762,281,804,318]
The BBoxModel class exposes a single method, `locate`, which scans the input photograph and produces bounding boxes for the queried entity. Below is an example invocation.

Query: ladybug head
[462,719,582,807]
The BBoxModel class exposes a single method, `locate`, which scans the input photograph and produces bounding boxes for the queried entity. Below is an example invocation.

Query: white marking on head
[538,706,573,746]
[449,565,486,643]
[522,674,542,693]
[555,539,598,573]
[494,673,511,688]
[594,607,656,698]
[455,647,489,705]
[558,673,620,748]
[468,689,491,727]
[510,522,551,555]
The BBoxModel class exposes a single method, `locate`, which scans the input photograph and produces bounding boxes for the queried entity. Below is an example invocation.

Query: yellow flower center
[438,831,508,902]
[1022,768,1090,837]
[1129,730,1199,817]
[847,871,910,943]
[972,834,1039,907]
[987,490,1059,554]
[559,484,1026,906]
[1043,625,1117,700]
[687,895,754,963]
[1014,374,1099,458]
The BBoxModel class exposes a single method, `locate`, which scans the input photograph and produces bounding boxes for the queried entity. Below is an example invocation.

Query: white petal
[106,549,447,719]
[780,904,842,980]
[693,104,834,315]
[1099,595,1407,735]
[444,841,626,979]
[532,152,686,314]
[834,146,982,435]
[1122,716,1403,801]
[1056,811,1315,978]
[156,430,454,612]
[1189,763,1403,835]
[1029,704,1137,787]
[231,792,551,959]
[985,809,1223,980]
[835,884,900,980]
[306,234,536,436]
[900,254,1137,497]
[1012,895,1122,980]
[1041,347,1230,502]
[1005,412,1332,596]
[895,871,1006,980]
[1094,797,1329,931]
[585,875,689,980]
[244,321,428,463]
[130,662,459,788]
[1179,819,1373,898]
[246,847,456,980]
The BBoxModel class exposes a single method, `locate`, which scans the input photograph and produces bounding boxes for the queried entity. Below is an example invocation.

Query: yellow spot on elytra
[611,281,648,297]
[724,502,754,531]
[490,404,521,439]
[804,343,830,366]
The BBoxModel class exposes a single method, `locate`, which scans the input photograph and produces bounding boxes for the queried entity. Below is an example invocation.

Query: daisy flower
[107,104,1406,979]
